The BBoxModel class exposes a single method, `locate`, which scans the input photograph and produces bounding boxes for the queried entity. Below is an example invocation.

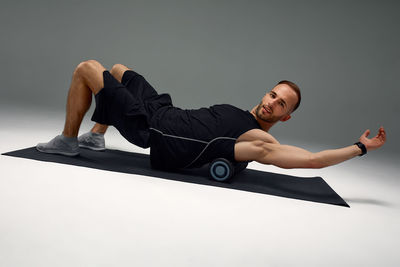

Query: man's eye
[270,93,275,98]
[280,102,284,107]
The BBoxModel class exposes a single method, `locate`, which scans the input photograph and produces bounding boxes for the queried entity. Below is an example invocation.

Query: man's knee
[110,64,131,82]
[74,60,101,76]
[73,60,106,92]
[110,63,127,72]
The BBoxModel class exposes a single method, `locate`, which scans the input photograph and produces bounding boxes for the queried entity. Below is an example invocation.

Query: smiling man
[36,60,386,171]
[251,81,300,130]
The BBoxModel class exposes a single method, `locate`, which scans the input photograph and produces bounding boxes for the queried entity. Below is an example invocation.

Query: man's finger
[378,128,386,142]
[380,128,386,138]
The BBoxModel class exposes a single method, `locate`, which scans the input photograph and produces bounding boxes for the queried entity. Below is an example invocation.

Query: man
[37,60,386,171]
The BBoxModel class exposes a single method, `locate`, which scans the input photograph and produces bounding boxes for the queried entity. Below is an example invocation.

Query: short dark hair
[277,80,301,112]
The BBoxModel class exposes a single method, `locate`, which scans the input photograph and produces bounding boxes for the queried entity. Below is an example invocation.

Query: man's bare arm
[235,127,386,169]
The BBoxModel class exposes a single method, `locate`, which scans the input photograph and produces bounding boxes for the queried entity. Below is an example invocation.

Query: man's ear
[280,114,291,122]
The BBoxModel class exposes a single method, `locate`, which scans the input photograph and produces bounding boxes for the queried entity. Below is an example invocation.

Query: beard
[255,101,281,123]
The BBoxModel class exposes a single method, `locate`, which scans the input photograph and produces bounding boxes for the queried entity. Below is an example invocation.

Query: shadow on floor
[344,197,395,207]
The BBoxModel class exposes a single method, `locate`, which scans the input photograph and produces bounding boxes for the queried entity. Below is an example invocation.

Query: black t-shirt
[149,104,261,170]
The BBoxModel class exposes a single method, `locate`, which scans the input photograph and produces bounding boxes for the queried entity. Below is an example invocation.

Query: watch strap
[354,142,367,156]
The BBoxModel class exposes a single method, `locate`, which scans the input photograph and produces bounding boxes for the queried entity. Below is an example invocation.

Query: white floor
[1,106,399,267]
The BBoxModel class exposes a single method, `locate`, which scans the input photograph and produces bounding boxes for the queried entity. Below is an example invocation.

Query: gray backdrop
[1,0,399,154]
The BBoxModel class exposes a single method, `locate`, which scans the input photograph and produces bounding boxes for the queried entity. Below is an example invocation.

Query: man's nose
[268,98,278,106]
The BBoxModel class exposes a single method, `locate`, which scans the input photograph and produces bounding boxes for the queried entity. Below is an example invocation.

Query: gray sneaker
[78,132,106,151]
[36,135,80,156]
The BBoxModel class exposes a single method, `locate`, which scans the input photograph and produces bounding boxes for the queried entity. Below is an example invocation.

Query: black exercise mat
[2,147,349,207]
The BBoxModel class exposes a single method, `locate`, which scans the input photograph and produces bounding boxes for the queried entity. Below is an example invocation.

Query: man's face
[255,84,299,123]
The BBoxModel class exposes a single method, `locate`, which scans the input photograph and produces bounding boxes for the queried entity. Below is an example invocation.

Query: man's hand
[359,127,386,152]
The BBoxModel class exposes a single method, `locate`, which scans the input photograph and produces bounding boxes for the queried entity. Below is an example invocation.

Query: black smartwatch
[354,142,367,156]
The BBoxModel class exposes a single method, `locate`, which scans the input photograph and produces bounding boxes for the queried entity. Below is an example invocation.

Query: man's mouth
[263,105,272,114]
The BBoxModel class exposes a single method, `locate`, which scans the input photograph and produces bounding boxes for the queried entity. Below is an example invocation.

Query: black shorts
[91,70,172,148]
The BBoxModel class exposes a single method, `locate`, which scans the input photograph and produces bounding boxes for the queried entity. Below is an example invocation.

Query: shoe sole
[79,144,106,151]
[36,146,80,156]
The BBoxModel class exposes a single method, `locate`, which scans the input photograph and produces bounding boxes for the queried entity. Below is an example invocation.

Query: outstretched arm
[234,127,386,169]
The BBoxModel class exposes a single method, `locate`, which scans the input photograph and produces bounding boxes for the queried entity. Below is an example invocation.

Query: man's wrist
[354,142,367,156]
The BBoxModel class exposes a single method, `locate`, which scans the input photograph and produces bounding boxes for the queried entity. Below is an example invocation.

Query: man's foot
[78,132,106,151]
[36,134,80,156]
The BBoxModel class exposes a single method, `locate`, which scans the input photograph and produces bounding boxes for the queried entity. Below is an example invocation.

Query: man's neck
[250,106,275,132]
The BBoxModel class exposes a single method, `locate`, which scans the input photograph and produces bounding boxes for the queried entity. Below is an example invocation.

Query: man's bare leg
[37,60,107,156]
[76,64,133,151]
[88,64,132,134]
[63,60,106,136]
